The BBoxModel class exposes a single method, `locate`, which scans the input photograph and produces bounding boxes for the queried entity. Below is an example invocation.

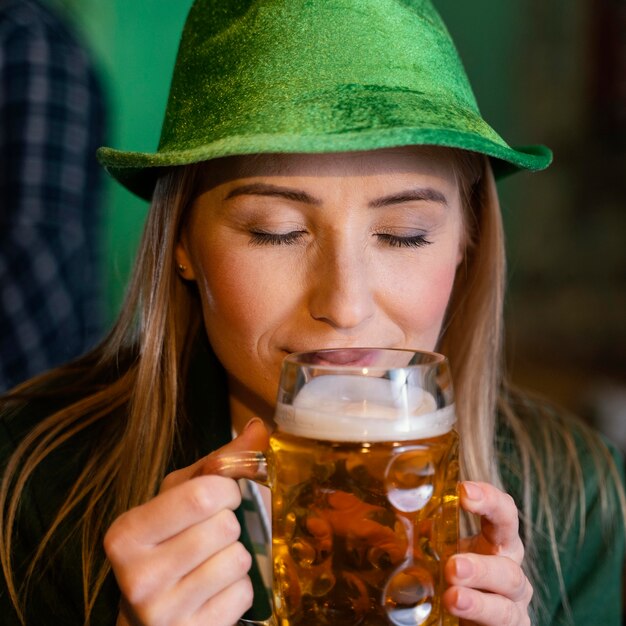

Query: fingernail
[244,417,263,432]
[454,556,473,580]
[462,481,483,501]
[455,588,472,611]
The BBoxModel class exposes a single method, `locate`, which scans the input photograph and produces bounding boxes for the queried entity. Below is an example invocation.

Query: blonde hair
[443,154,626,622]
[0,151,623,624]
[0,165,203,623]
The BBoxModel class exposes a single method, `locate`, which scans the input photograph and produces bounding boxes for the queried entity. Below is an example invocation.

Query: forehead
[197,147,459,192]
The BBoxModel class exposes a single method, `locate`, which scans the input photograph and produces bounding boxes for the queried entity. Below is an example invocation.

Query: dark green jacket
[0,344,623,624]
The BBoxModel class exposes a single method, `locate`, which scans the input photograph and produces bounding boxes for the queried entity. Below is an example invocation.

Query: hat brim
[97,128,552,201]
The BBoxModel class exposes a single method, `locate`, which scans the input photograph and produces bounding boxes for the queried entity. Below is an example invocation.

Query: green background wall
[98,2,193,319]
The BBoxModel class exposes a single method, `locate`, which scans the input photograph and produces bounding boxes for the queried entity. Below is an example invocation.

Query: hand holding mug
[104,422,269,626]
[444,481,532,626]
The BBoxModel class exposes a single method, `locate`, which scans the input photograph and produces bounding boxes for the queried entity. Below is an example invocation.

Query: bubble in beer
[385,449,435,513]
[367,546,393,570]
[384,563,435,626]
[311,570,336,596]
[290,539,316,568]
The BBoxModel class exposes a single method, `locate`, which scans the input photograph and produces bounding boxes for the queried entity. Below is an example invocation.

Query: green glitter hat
[97,0,552,200]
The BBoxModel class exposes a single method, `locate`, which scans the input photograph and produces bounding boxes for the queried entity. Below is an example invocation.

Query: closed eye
[376,233,433,248]
[249,230,307,246]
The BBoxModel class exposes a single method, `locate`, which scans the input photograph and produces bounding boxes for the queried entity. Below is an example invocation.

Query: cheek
[381,254,459,345]
[193,244,292,349]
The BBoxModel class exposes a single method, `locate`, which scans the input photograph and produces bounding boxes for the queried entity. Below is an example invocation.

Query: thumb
[160,418,271,490]
[196,417,271,479]
[223,417,271,455]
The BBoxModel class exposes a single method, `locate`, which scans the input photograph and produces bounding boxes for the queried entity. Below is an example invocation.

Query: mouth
[299,348,379,368]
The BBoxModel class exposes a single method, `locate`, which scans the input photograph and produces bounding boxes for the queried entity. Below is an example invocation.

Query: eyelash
[249,231,306,246]
[376,233,433,248]
[249,230,433,248]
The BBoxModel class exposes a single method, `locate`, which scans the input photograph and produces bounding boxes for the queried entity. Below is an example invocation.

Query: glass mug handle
[202,451,276,626]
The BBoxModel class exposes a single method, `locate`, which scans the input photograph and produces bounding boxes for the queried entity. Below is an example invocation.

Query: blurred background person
[0,0,107,391]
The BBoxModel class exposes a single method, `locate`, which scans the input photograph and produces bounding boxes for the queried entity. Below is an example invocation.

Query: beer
[209,350,459,625]
[269,375,459,626]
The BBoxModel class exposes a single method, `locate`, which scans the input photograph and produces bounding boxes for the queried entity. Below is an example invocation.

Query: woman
[1,1,624,625]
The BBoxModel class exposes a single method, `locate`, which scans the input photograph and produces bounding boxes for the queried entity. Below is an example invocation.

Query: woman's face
[177,147,465,422]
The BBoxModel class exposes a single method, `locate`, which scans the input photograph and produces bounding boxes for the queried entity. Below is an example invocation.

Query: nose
[307,239,376,331]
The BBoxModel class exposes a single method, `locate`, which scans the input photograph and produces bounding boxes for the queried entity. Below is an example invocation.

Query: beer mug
[210,348,459,626]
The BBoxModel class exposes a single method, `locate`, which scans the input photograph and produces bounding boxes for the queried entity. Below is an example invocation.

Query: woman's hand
[104,419,270,626]
[443,481,532,626]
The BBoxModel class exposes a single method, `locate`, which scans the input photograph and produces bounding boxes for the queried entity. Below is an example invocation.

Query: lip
[302,348,379,368]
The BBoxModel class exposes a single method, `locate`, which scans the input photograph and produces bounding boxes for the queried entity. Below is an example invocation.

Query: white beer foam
[275,375,455,442]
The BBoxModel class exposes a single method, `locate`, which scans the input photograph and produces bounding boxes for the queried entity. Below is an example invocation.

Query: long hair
[442,155,626,622]
[0,151,623,624]
[0,164,203,623]
[439,154,505,498]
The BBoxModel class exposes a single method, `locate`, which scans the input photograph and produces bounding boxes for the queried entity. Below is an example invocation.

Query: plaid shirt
[0,0,106,391]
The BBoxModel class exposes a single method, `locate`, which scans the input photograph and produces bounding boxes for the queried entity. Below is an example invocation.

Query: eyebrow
[368,188,448,208]
[224,182,448,208]
[225,183,321,205]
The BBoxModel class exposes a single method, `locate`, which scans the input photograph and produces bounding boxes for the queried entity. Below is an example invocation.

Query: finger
[460,481,524,562]
[445,554,531,603]
[442,586,531,626]
[174,540,253,615]
[196,418,271,482]
[105,475,241,558]
[162,418,271,490]
[197,418,271,476]
[118,541,252,625]
[194,577,254,626]
[219,417,271,455]
[144,509,242,585]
